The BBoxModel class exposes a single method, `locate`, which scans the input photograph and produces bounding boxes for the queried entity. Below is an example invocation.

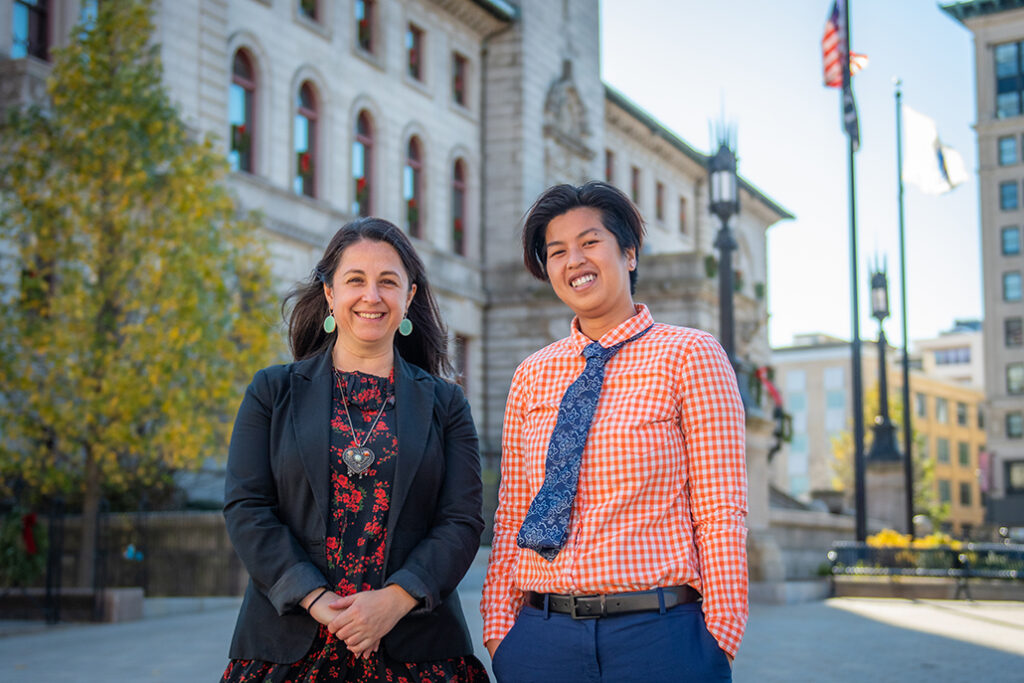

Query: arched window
[404,137,423,238]
[452,159,467,256]
[294,82,318,198]
[229,50,256,173]
[12,0,49,60]
[352,112,374,216]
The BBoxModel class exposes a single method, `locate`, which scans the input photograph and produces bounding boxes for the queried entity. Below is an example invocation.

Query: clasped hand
[308,585,417,659]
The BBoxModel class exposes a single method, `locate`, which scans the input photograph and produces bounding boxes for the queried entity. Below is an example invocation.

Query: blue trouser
[490,599,732,682]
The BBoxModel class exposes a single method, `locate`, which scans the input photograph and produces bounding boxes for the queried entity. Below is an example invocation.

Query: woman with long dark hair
[222,217,487,681]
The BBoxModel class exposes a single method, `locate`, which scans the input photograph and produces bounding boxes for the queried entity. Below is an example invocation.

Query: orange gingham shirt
[481,304,749,657]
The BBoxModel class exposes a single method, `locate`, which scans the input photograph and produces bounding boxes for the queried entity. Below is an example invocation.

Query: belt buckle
[570,594,604,620]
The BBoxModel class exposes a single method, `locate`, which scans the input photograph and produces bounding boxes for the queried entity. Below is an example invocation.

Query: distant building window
[403,136,423,238]
[959,481,972,506]
[825,390,845,409]
[1000,135,1018,165]
[355,0,375,53]
[679,196,688,234]
[958,441,970,467]
[1000,181,1019,210]
[938,479,951,504]
[1006,460,1024,494]
[406,23,423,81]
[915,392,927,418]
[299,0,319,21]
[352,111,374,216]
[630,166,640,203]
[452,52,468,106]
[452,158,467,256]
[824,366,845,390]
[655,181,665,221]
[1004,271,1023,301]
[1008,412,1024,438]
[605,150,614,183]
[1008,362,1024,394]
[229,50,256,174]
[12,0,49,60]
[1006,317,1023,347]
[454,334,469,391]
[996,41,1024,118]
[935,347,970,365]
[293,82,318,198]
[1002,226,1021,255]
[978,408,985,429]
[936,397,949,424]
[937,437,950,464]
[957,402,968,427]
[786,370,806,392]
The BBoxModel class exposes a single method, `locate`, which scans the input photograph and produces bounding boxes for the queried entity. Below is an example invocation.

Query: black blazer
[223,349,484,664]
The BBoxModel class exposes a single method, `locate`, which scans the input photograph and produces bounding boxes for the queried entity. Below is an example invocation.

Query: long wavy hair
[283,217,452,377]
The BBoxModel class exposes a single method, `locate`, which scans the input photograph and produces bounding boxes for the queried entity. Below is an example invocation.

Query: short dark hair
[522,181,646,293]
[284,217,451,376]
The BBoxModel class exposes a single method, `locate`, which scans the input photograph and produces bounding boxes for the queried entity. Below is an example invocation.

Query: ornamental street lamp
[867,264,902,462]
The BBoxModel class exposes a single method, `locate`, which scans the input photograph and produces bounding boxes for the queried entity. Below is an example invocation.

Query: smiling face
[324,239,417,356]
[544,206,637,340]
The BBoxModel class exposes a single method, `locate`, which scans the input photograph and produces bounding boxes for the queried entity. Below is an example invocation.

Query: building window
[1006,317,1023,347]
[915,392,927,418]
[1000,181,1019,210]
[352,111,373,216]
[996,41,1024,118]
[293,82,318,198]
[937,438,950,464]
[978,408,985,429]
[959,482,972,507]
[298,0,319,21]
[655,181,665,221]
[605,150,614,183]
[630,166,640,203]
[956,402,968,427]
[12,0,49,60]
[80,0,98,28]
[1008,362,1024,394]
[935,347,970,365]
[1002,226,1021,255]
[958,441,970,467]
[406,23,423,81]
[229,50,256,174]
[355,0,375,53]
[452,52,468,107]
[454,334,469,390]
[679,196,688,234]
[936,397,949,424]
[1008,412,1024,438]
[452,159,467,256]
[938,479,951,504]
[1006,460,1024,494]
[1004,271,1022,301]
[1000,135,1018,165]
[403,136,423,238]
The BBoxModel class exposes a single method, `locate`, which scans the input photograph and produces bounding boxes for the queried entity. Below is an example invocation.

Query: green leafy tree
[829,384,945,527]
[0,1,278,587]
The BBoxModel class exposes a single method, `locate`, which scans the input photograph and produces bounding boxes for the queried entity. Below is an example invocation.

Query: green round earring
[398,317,413,337]
[323,311,336,334]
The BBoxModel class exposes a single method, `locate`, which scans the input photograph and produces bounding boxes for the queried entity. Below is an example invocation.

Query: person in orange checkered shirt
[481,181,747,681]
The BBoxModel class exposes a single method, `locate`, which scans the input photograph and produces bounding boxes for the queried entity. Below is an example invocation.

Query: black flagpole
[843,0,867,542]
[895,81,915,537]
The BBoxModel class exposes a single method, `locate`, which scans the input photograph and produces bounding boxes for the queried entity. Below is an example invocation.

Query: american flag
[822,0,867,88]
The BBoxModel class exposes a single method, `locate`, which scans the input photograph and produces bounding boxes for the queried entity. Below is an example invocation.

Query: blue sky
[600,0,979,348]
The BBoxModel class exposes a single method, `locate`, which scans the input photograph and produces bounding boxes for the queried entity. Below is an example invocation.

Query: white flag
[902,105,968,195]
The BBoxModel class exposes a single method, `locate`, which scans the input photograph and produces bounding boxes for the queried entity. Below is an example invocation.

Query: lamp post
[708,135,754,409]
[867,265,902,463]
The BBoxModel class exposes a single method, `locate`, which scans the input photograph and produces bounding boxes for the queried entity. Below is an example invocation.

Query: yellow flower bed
[867,528,962,550]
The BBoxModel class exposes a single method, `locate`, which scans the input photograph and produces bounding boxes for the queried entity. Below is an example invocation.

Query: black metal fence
[828,541,1024,581]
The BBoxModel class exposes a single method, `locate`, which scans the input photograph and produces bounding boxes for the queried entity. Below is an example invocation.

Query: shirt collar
[568,304,654,354]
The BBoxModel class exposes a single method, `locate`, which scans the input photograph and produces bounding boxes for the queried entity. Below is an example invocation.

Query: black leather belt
[524,585,701,619]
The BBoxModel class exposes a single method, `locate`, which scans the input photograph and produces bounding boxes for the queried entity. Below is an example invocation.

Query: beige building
[915,320,984,389]
[771,334,986,536]
[943,1,1024,529]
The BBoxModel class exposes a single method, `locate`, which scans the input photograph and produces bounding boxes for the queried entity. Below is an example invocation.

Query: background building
[943,1,1024,532]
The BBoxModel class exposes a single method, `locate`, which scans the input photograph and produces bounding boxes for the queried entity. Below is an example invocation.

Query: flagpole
[895,81,915,538]
[844,0,868,543]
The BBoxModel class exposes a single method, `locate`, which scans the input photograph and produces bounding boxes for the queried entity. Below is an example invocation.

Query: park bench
[827,541,1024,600]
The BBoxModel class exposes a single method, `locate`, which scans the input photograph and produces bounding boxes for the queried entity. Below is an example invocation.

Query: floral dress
[222,369,488,683]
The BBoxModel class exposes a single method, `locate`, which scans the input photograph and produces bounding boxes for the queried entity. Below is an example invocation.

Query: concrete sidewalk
[3,551,1023,682]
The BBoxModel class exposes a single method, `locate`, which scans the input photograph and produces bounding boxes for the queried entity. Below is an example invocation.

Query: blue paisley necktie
[517,325,653,561]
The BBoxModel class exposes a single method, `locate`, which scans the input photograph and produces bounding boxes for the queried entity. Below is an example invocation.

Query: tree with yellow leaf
[0,1,277,587]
